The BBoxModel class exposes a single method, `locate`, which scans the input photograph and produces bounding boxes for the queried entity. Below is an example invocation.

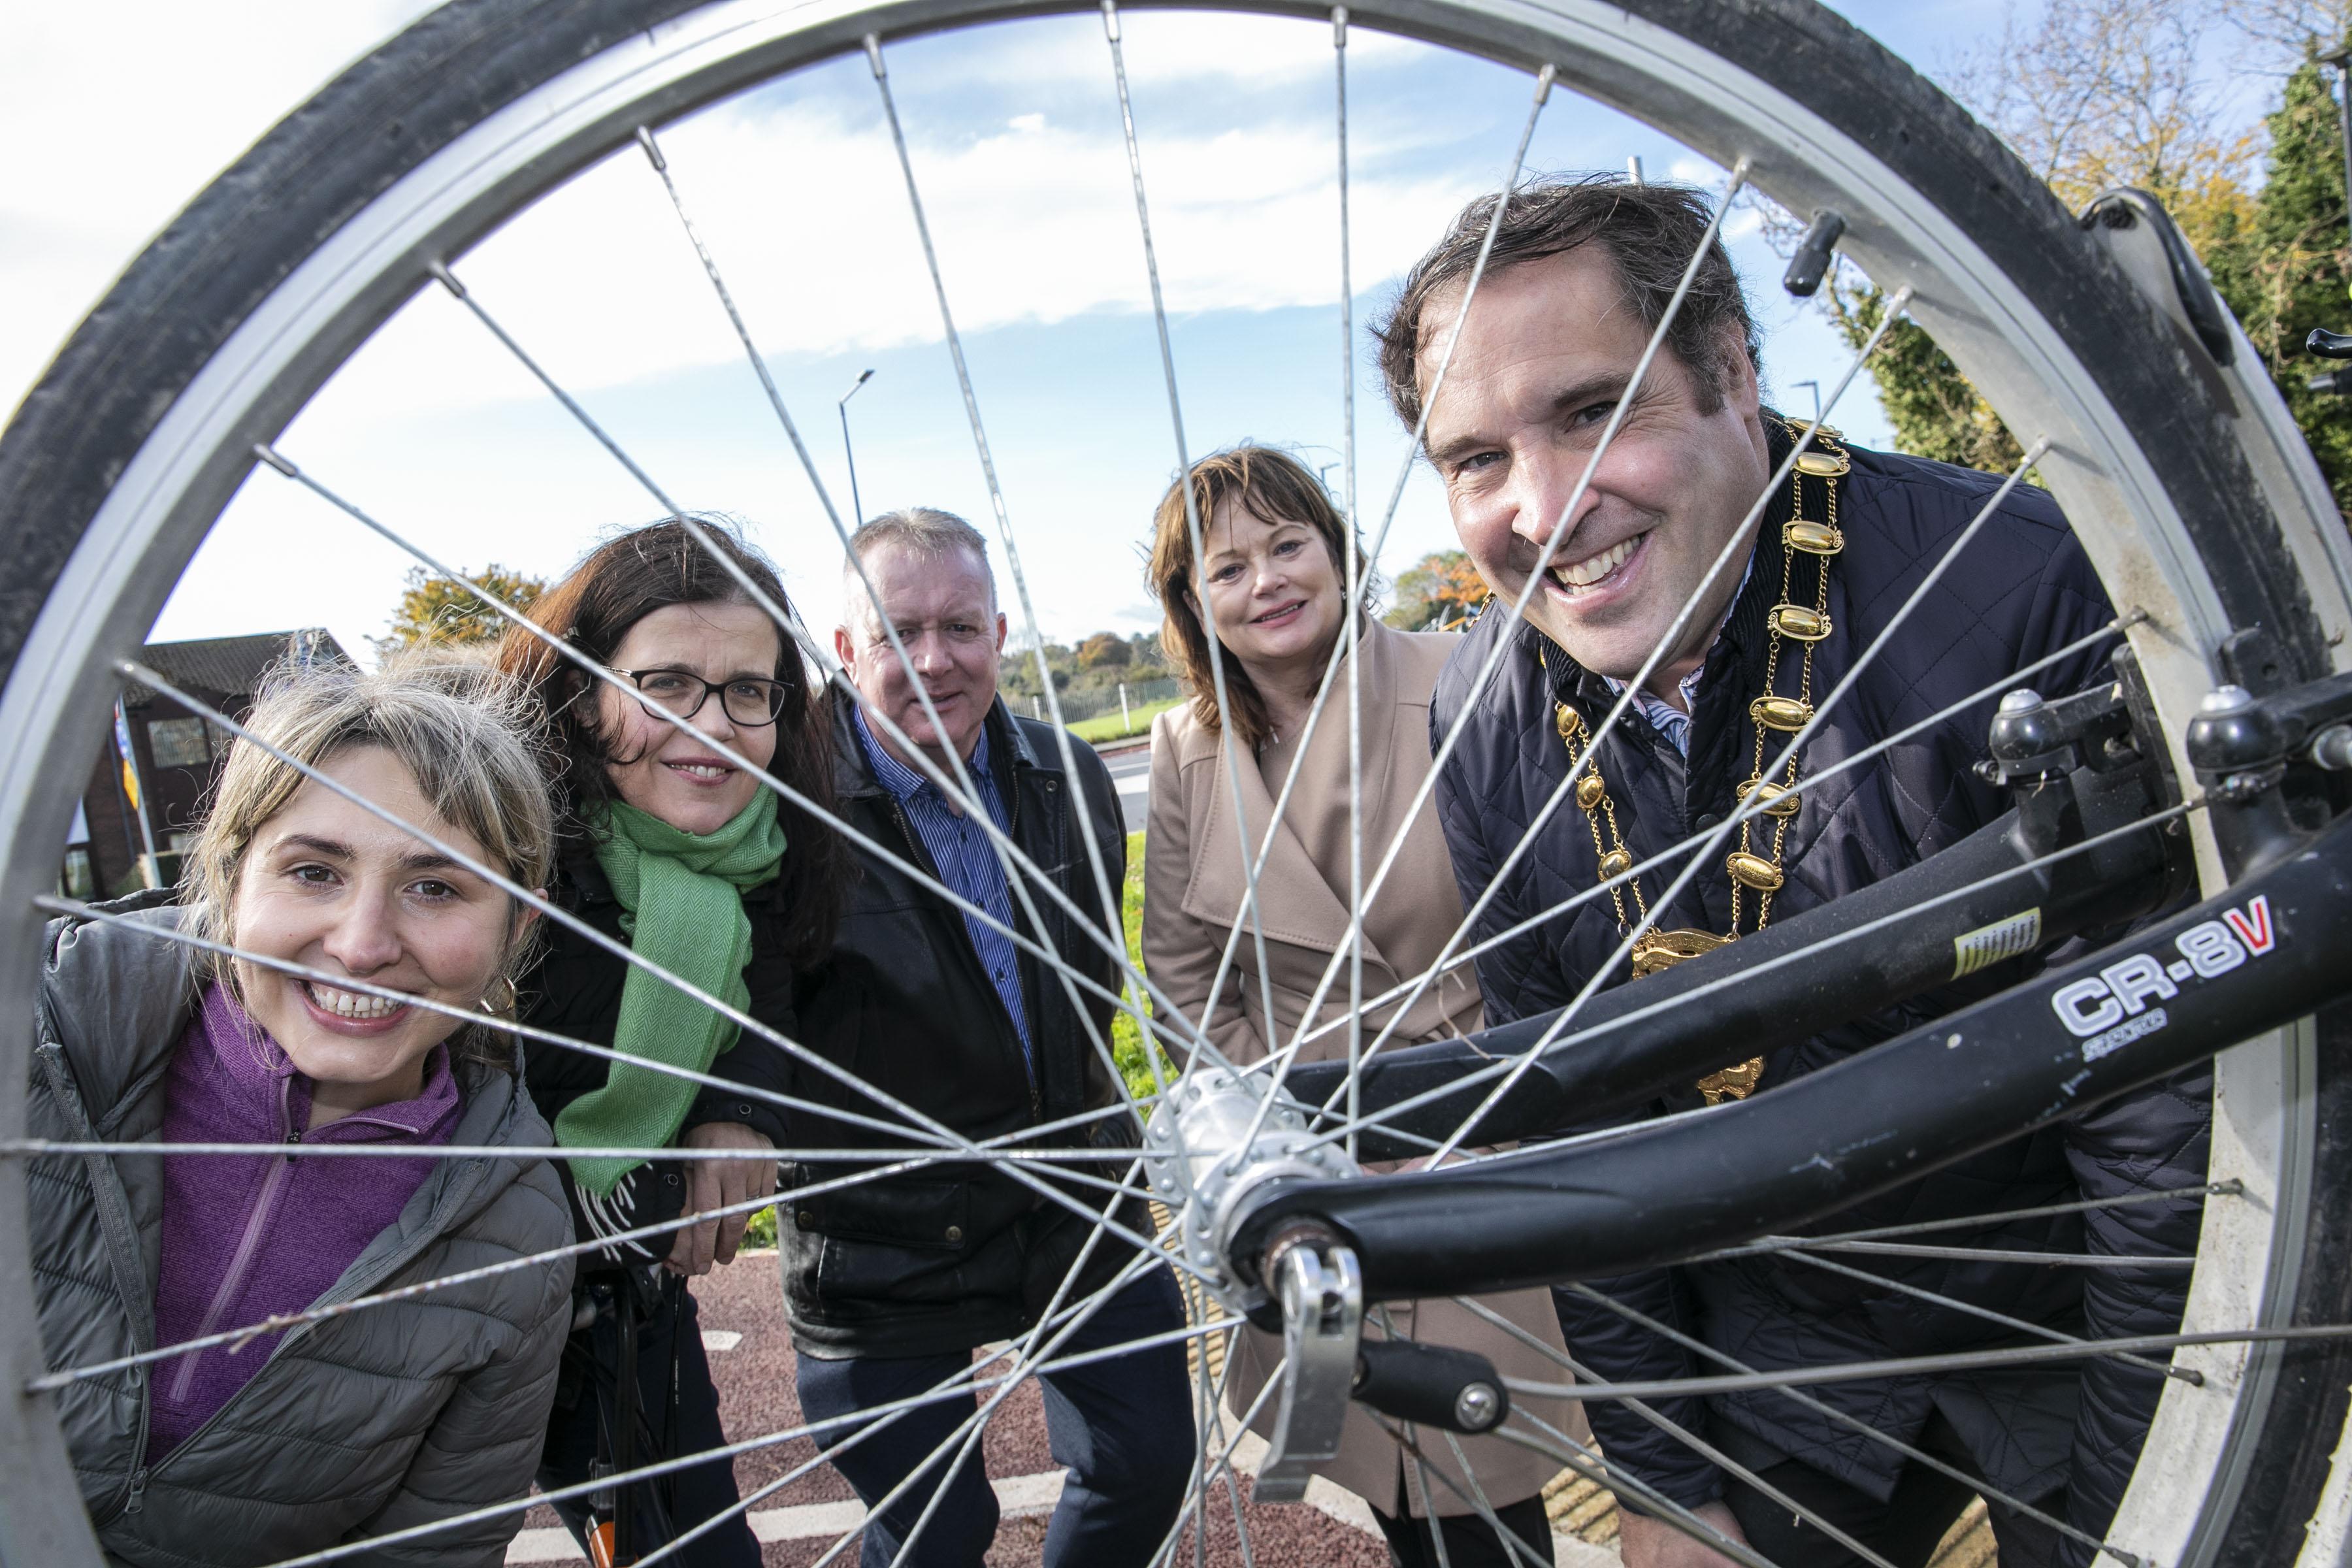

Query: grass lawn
[1068,696,1181,745]
[1111,830,1179,1100]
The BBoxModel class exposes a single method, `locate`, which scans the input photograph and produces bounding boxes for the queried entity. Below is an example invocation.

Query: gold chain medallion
[1548,425,1844,1103]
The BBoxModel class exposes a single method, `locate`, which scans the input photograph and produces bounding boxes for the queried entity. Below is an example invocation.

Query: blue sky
[3,1,2024,660]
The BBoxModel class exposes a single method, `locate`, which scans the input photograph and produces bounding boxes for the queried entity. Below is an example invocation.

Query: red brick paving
[528,1254,1390,1567]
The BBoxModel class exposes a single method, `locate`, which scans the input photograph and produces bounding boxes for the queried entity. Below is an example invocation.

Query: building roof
[122,629,349,710]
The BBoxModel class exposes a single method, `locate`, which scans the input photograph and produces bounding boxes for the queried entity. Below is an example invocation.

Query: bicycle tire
[3,2,2350,1565]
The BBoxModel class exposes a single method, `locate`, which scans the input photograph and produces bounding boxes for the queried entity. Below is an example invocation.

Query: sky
[2,0,2011,663]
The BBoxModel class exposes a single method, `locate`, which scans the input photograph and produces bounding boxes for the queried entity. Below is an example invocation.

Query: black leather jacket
[783,693,1141,1359]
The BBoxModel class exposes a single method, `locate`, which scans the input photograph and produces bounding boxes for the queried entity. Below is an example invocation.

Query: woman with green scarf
[497,519,842,1567]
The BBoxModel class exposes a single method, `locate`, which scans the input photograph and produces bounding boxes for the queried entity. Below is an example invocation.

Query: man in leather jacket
[787,507,1191,1567]
[1375,176,2206,1568]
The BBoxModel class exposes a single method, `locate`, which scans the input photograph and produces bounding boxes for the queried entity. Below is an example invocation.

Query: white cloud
[289,68,1490,431]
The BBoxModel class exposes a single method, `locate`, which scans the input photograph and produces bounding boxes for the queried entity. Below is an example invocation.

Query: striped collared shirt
[851,705,1033,1075]
[1599,545,1757,758]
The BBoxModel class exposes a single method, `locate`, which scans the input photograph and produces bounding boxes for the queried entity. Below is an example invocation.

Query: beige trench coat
[1142,621,1586,1518]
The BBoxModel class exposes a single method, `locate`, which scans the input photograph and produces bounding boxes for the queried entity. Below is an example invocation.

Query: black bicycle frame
[1286,669,2188,1159]
[1228,810,2352,1303]
[1285,791,2176,1160]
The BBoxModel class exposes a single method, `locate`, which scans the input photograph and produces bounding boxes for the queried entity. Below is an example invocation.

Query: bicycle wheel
[5,3,2351,1567]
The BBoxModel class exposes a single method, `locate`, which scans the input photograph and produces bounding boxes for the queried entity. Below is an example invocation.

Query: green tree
[1806,0,2258,472]
[1384,550,1487,630]
[374,564,545,653]
[2206,57,2352,514]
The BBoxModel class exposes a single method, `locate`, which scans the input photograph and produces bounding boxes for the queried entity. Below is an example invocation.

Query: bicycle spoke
[252,451,1215,1070]
[1503,1323,2352,1401]
[1563,1281,2129,1561]
[1491,1405,1787,1568]
[1148,1330,1281,1568]
[1303,787,2198,1159]
[39,1169,827,1395]
[1252,163,1772,1130]
[629,123,1205,1122]
[35,890,928,1150]
[1448,1294,1900,1568]
[860,32,1144,1061]
[1333,3,1365,1169]
[1774,1245,2192,1381]
[1185,58,1561,1083]
[1785,1240,2196,1269]
[1413,429,2054,1162]
[1092,0,1292,1073]
[1701,1179,2238,1260]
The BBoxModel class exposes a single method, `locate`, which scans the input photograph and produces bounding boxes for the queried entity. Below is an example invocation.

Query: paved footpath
[504,1253,1619,1567]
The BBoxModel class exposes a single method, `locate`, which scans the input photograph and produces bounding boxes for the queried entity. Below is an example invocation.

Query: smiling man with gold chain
[1375,176,2212,1568]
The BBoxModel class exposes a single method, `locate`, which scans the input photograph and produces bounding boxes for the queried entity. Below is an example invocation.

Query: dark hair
[1372,174,1761,434]
[1145,445,1375,753]
[495,517,841,964]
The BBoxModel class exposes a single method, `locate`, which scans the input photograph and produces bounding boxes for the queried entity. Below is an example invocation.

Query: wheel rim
[5,3,2349,1565]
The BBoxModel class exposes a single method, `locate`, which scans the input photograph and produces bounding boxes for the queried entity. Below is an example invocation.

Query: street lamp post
[1790,379,1821,426]
[838,368,875,525]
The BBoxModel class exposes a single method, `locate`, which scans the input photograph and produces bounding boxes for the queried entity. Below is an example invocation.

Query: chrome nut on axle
[1145,1067,1354,1302]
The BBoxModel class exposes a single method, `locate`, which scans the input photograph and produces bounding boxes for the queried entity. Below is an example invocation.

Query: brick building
[64,629,346,899]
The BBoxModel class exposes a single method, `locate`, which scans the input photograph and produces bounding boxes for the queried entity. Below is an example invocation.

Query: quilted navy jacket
[1429,432,2210,1555]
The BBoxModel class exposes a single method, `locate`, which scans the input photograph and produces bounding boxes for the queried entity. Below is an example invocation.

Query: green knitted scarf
[555,792,787,1197]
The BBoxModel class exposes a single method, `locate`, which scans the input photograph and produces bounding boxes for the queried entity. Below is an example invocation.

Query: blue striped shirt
[851,706,1033,1075]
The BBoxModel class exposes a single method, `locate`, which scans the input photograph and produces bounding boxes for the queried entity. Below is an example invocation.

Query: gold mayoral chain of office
[1552,424,1847,1105]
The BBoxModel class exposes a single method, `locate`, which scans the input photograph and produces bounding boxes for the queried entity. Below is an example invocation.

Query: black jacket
[781,693,1141,1359]
[1431,432,2208,1558]
[519,846,804,1257]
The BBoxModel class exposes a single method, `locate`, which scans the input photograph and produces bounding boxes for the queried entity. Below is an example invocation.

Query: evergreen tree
[1819,289,2025,473]
[2206,56,2352,516]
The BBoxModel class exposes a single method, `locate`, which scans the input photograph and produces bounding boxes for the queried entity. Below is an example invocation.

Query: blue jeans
[795,1270,1194,1567]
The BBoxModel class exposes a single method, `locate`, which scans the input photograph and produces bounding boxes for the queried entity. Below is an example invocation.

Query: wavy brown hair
[495,517,841,965]
[1145,446,1375,753]
[1372,174,1760,434]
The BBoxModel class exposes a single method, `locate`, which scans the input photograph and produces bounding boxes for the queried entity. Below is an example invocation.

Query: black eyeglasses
[609,666,791,728]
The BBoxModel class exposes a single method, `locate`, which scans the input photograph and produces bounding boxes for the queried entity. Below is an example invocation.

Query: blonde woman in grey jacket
[27,654,575,1566]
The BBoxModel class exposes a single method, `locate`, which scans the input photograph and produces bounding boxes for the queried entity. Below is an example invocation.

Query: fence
[1019,676,1180,727]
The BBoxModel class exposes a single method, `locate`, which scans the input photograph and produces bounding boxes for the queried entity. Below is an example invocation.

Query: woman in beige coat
[1141,445,1584,1568]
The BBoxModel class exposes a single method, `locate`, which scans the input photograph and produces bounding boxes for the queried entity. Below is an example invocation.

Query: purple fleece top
[146,984,461,1461]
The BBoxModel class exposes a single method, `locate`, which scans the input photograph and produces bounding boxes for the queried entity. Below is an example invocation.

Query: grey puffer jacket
[29,902,576,1567]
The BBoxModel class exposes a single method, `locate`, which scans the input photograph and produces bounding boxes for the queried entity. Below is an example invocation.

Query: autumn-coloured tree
[375,564,546,653]
[1077,630,1134,670]
[1770,0,2352,499]
[1795,0,2264,471]
[1384,550,1487,630]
